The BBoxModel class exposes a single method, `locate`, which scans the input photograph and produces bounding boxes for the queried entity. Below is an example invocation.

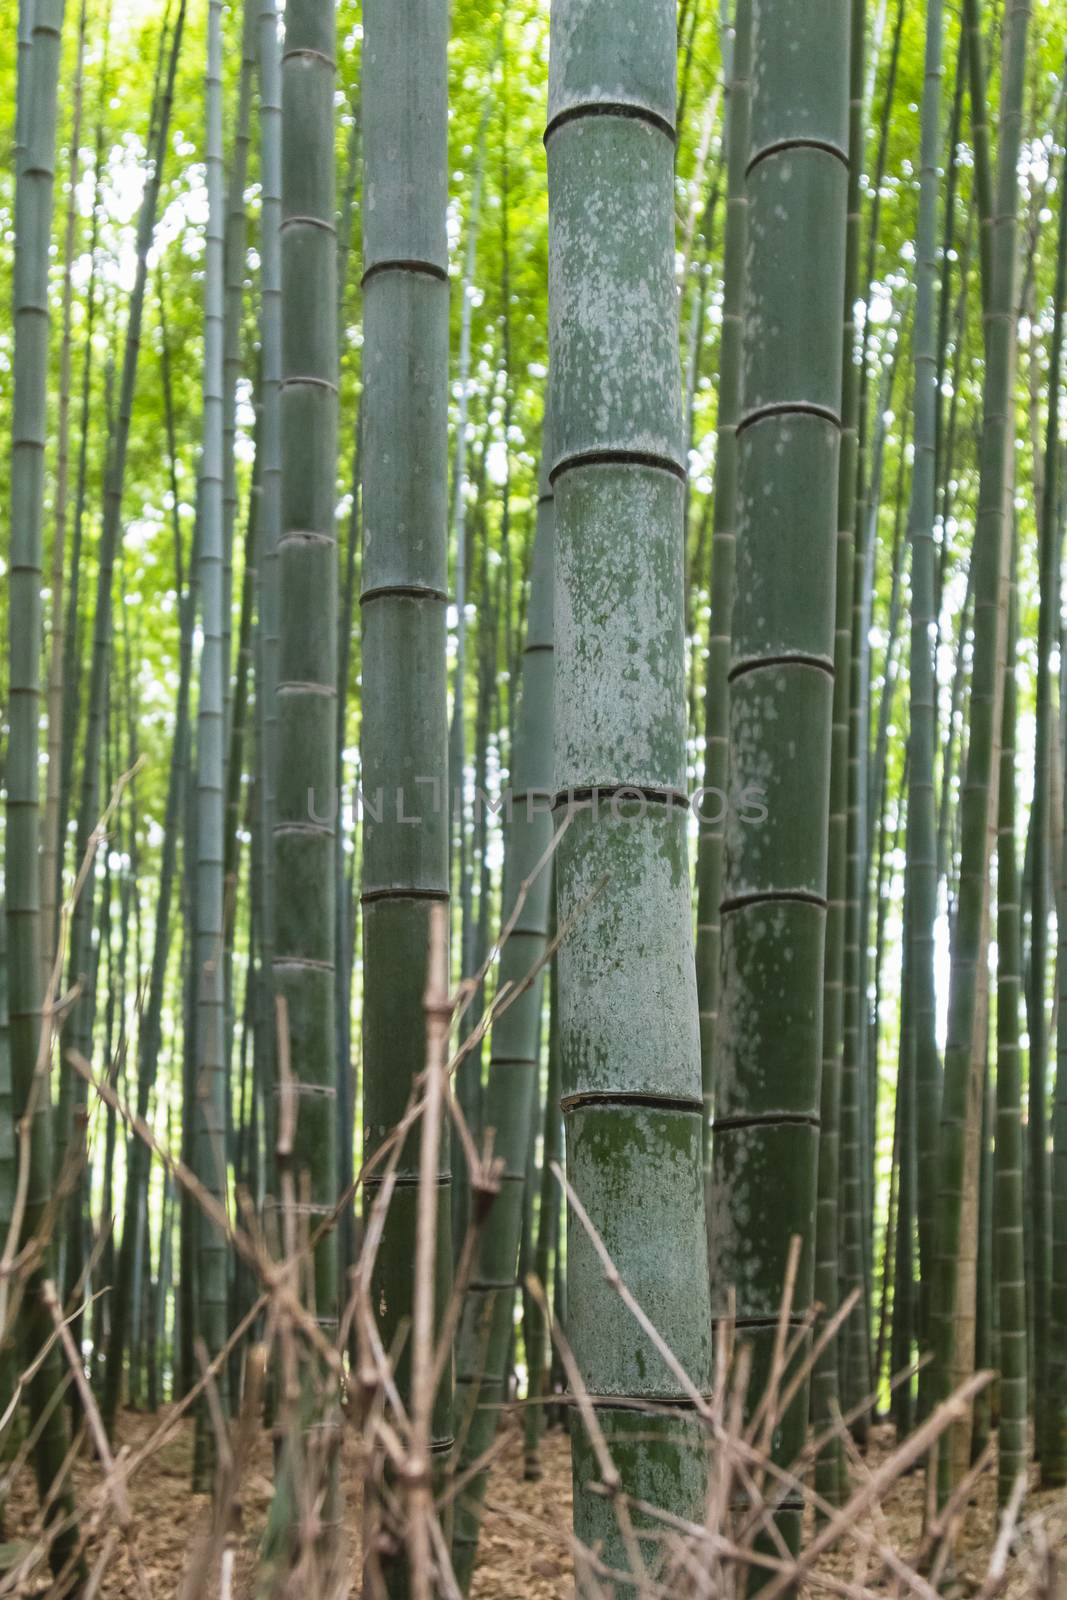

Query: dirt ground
[6,1407,1067,1596]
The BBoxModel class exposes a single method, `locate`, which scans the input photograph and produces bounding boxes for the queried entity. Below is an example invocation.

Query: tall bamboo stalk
[905,0,945,1408]
[221,0,254,749]
[693,0,749,1161]
[5,0,81,1570]
[193,0,231,1458]
[547,1,713,1577]
[710,0,849,1545]
[361,0,452,1586]
[255,0,282,1195]
[264,0,342,1553]
[996,562,1027,1502]
[831,0,872,1448]
[523,898,562,1482]
[56,20,109,894]
[453,420,555,1590]
[40,0,87,996]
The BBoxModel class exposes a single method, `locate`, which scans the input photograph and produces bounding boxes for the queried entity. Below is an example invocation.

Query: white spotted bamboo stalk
[547,0,713,1578]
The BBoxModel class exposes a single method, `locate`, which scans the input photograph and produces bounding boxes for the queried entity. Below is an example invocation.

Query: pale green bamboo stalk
[547,2,713,1579]
[40,0,87,999]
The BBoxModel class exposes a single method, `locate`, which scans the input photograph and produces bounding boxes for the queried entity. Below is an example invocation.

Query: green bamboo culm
[0,905,16,1483]
[262,0,342,1565]
[221,0,255,755]
[929,0,1030,1500]
[360,0,453,1588]
[1041,71,1067,1489]
[995,561,1027,1504]
[904,0,945,1410]
[192,0,231,1473]
[547,2,713,1581]
[708,0,849,1551]
[693,0,750,1166]
[813,0,864,1491]
[4,0,83,1574]
[452,423,555,1591]
[255,0,282,1193]
[522,896,563,1482]
[836,0,873,1442]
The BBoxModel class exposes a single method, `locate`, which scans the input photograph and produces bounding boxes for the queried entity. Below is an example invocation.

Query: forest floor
[7,1408,1067,1596]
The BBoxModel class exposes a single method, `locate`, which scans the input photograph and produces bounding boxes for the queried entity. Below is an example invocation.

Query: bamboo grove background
[2,0,1067,1592]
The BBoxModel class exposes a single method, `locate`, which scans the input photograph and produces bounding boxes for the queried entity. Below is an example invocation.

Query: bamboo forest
[5,0,1067,1593]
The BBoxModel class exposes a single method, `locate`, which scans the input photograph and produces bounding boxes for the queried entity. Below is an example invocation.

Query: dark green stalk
[710,0,849,1545]
[361,1,452,1586]
[264,0,342,1554]
[972,1051,994,1460]
[453,422,555,1590]
[996,573,1026,1496]
[837,0,872,1445]
[904,0,945,1416]
[693,0,749,1166]
[934,22,966,501]
[5,0,81,1571]
[57,25,110,890]
[523,912,562,1481]
[192,0,231,1463]
[962,0,995,309]
[255,0,281,1196]
[41,0,88,996]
